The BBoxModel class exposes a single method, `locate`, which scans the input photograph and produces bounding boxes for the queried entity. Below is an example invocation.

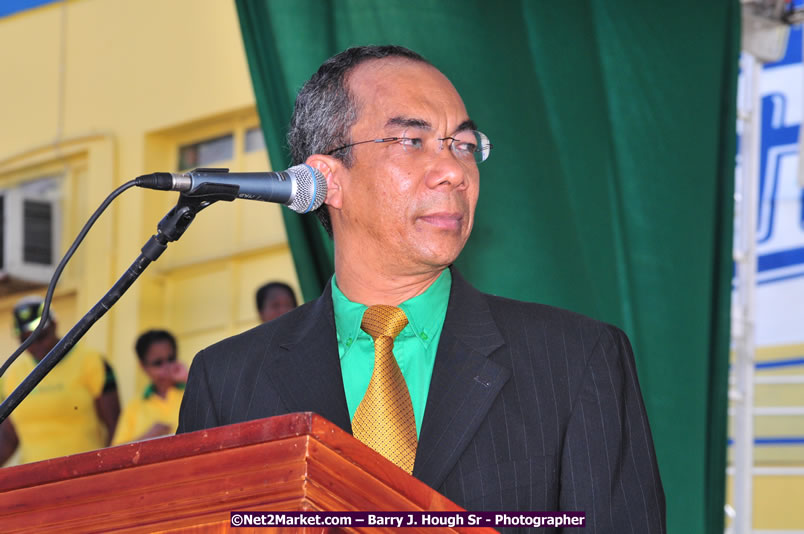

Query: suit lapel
[413,268,510,489]
[265,282,352,433]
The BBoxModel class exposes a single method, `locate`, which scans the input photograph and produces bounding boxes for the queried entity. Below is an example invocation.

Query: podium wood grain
[0,412,497,533]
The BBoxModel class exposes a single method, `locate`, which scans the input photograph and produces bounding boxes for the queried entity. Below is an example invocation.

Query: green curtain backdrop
[235,2,739,532]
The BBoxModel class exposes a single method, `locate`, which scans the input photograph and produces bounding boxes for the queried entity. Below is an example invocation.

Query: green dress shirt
[331,269,451,438]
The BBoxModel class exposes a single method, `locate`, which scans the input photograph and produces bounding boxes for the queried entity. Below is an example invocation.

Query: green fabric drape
[235,2,739,533]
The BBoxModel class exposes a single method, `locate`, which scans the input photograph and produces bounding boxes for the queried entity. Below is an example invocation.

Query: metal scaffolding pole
[732,51,761,534]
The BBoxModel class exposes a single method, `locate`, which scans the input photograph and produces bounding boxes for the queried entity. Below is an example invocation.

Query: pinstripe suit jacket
[178,268,665,532]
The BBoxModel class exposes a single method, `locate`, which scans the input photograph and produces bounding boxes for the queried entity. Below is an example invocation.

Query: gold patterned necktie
[351,305,418,473]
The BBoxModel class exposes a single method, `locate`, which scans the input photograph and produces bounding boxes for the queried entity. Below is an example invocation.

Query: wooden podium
[0,413,496,533]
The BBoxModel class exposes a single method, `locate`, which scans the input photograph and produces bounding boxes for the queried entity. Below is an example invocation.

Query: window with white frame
[0,176,62,284]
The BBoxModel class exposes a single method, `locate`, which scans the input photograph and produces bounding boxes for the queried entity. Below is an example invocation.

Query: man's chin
[414,244,466,272]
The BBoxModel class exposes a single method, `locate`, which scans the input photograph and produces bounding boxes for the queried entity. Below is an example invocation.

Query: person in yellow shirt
[0,296,121,465]
[112,329,187,445]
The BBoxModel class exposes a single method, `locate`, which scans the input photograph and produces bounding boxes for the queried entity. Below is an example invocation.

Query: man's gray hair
[288,45,431,236]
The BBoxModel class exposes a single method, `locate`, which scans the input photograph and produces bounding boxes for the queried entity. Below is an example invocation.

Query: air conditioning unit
[0,177,61,284]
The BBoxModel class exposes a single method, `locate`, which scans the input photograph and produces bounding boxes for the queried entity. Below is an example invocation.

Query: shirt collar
[331,269,452,358]
[143,381,186,399]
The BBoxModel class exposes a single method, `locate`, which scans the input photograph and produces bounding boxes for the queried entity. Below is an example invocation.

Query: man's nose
[424,144,470,190]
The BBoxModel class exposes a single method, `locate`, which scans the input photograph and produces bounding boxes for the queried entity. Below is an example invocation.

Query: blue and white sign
[743,26,804,348]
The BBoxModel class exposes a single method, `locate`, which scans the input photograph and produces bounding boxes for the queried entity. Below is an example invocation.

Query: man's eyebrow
[453,119,477,134]
[386,116,432,130]
[384,116,478,134]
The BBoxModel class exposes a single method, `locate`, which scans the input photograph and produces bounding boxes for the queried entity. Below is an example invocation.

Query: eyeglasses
[327,129,493,164]
[145,354,177,368]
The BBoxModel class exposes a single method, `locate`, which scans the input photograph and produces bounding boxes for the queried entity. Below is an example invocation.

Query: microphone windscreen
[287,164,327,214]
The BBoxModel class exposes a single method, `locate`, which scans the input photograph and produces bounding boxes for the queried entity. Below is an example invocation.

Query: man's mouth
[419,212,463,230]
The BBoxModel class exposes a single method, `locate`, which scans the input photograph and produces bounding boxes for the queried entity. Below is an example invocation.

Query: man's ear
[305,155,343,210]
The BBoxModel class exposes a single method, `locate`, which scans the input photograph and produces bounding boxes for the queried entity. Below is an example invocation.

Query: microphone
[135,164,327,214]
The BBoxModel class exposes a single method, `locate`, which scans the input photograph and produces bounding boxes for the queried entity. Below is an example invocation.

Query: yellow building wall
[0,1,300,414]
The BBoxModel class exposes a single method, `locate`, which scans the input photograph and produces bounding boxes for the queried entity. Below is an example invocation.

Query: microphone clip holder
[142,190,232,261]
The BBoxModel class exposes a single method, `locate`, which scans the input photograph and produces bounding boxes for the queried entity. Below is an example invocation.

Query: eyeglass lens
[398,129,492,163]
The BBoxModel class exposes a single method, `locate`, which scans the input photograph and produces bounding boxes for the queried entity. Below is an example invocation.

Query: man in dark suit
[178,45,665,532]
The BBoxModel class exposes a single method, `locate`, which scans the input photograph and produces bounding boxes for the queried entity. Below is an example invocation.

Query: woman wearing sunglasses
[112,330,187,445]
